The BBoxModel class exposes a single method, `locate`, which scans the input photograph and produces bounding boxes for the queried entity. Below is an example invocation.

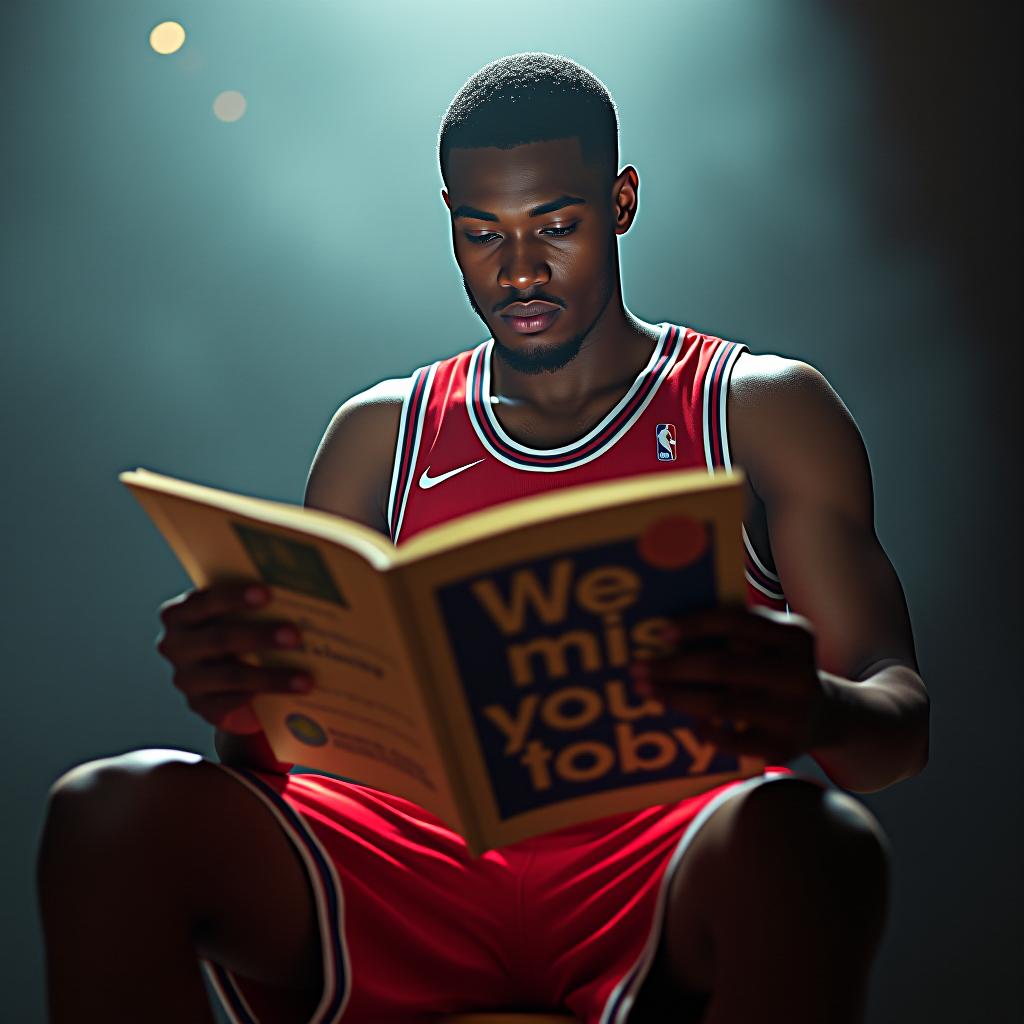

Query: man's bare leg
[36,749,323,1024]
[630,777,890,1024]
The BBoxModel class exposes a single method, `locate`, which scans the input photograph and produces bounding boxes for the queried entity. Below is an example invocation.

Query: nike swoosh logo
[418,458,485,489]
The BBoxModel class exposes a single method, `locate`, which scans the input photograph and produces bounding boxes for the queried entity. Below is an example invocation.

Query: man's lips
[501,300,561,317]
[500,308,562,334]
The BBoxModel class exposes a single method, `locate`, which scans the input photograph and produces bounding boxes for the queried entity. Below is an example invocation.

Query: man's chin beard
[491,331,586,375]
[460,274,583,375]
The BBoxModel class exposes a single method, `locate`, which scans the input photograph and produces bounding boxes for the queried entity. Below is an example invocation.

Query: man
[37,53,929,1024]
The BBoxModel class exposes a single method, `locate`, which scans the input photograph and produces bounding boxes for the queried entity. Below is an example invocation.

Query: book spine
[382,572,482,852]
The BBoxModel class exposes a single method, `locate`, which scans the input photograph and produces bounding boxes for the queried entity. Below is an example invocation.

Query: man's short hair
[438,52,620,188]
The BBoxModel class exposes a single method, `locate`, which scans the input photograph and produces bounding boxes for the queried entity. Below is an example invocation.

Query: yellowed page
[121,474,465,831]
[122,469,397,567]
[396,469,764,856]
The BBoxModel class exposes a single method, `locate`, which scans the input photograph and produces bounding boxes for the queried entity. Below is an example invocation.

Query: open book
[121,466,766,856]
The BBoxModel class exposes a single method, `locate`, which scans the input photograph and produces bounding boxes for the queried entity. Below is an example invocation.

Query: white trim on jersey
[465,322,682,472]
[701,342,787,605]
[477,321,671,457]
[743,526,781,583]
[385,373,419,541]
[200,764,352,1024]
[745,569,786,601]
[701,340,746,473]
[391,361,439,546]
[204,960,261,1023]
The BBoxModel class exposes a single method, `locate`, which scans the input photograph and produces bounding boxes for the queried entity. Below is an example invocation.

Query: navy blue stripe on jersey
[385,373,421,542]
[387,362,438,543]
[205,960,257,1022]
[743,526,781,584]
[702,339,747,473]
[742,527,785,600]
[201,765,350,1023]
[698,338,787,607]
[466,323,682,471]
[745,555,786,601]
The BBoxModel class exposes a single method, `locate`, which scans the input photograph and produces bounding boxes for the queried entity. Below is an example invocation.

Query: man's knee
[48,747,204,795]
[38,748,323,998]
[657,778,889,997]
[40,748,212,866]
[730,777,891,911]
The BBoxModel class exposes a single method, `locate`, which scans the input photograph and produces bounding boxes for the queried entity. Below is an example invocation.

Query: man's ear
[612,166,640,236]
[441,189,451,211]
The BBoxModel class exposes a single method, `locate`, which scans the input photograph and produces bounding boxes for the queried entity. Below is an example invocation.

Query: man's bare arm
[302,377,407,531]
[729,354,929,792]
[214,379,405,773]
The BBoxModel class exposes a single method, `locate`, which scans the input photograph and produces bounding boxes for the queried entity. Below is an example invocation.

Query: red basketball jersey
[387,321,787,610]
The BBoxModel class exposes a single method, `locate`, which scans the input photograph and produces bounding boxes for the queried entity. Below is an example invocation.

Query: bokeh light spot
[149,21,186,55]
[213,91,247,123]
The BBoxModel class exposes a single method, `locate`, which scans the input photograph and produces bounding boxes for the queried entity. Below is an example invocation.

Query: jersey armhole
[700,340,789,609]
[385,361,439,544]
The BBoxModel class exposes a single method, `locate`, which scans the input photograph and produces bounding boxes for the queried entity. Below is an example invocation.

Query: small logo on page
[656,423,677,461]
[285,713,328,747]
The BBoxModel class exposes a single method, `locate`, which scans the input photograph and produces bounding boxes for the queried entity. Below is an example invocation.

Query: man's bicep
[303,378,408,534]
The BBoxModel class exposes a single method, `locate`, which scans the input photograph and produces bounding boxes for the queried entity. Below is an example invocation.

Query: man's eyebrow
[452,194,587,221]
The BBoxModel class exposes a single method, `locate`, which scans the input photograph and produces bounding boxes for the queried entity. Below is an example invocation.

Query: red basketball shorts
[200,763,797,1023]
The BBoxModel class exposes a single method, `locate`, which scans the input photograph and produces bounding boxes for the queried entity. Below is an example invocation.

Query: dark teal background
[3,2,1019,1021]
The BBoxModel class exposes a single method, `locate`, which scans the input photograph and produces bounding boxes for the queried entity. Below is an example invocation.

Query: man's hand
[156,581,315,735]
[630,605,844,763]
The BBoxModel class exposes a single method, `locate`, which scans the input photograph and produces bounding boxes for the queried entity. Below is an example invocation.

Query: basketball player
[37,54,930,1024]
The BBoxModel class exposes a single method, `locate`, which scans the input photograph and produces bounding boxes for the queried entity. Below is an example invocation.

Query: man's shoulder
[315,376,410,460]
[303,375,412,530]
[729,350,827,397]
[728,350,850,431]
[303,342,480,528]
[727,350,867,504]
[352,374,415,406]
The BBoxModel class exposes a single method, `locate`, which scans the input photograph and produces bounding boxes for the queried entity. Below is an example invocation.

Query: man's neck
[490,306,661,418]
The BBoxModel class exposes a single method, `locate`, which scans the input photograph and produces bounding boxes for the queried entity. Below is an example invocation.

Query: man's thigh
[45,749,323,1006]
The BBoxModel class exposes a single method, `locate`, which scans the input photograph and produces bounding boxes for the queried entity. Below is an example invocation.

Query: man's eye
[463,223,578,245]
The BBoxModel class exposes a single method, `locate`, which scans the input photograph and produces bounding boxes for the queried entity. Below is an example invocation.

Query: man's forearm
[214,727,294,775]
[810,663,930,794]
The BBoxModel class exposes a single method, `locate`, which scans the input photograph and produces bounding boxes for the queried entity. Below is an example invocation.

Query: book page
[397,472,765,856]
[123,480,464,829]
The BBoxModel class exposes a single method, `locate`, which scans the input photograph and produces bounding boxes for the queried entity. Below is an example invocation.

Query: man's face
[442,137,623,375]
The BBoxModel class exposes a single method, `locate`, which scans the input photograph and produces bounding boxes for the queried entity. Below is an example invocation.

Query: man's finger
[670,605,813,645]
[649,649,791,685]
[175,619,301,664]
[159,580,270,628]
[648,684,797,734]
[175,660,312,699]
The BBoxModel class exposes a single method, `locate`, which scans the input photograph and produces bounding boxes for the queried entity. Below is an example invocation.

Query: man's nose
[498,244,551,291]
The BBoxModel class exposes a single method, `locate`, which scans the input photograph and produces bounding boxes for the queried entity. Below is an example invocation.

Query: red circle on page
[636,515,709,570]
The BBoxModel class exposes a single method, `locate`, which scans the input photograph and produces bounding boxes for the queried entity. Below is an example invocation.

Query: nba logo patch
[656,423,677,461]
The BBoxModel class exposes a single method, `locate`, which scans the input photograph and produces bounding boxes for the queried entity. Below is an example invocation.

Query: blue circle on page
[285,713,328,746]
